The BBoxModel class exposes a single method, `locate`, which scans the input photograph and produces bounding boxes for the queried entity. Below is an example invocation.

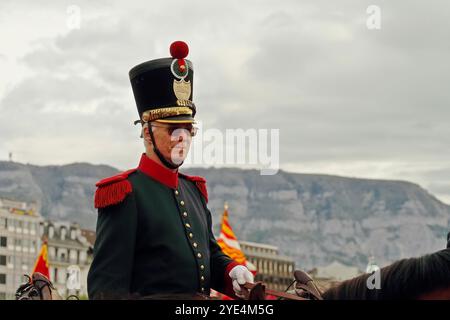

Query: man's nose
[172,128,189,141]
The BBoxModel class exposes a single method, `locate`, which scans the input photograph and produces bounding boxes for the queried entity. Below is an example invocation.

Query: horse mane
[322,248,450,300]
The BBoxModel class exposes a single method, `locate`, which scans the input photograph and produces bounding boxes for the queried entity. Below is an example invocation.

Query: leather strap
[296,283,323,300]
[243,282,307,301]
[148,124,182,170]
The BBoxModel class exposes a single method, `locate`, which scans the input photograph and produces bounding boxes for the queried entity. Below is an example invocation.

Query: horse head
[15,272,62,300]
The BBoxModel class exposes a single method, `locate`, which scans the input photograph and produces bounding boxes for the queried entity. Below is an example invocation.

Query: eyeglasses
[150,124,198,137]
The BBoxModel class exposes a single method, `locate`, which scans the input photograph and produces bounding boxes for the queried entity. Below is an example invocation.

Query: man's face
[146,122,196,165]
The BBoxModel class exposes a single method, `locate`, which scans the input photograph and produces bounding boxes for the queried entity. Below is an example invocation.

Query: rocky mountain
[0,160,116,230]
[1,160,449,271]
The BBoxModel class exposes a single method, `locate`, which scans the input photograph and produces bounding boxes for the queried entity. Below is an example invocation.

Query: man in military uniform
[87,41,254,299]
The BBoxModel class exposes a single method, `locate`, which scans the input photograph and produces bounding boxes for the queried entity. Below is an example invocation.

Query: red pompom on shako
[170,41,189,73]
[170,41,189,59]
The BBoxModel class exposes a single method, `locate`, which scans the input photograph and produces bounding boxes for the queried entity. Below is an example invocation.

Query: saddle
[293,270,323,300]
[244,270,323,300]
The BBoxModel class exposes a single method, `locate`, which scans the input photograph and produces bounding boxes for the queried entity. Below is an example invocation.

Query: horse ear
[31,272,55,300]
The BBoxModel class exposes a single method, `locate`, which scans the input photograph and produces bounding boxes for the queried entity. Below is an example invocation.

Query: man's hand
[228,265,254,299]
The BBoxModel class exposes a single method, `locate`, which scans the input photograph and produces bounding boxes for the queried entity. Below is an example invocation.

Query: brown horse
[322,248,450,300]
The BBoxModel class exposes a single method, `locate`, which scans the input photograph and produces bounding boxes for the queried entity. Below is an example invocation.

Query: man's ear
[143,126,153,146]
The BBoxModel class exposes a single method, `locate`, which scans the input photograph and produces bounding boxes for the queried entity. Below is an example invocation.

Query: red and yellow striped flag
[210,203,257,299]
[217,202,257,273]
[32,240,50,279]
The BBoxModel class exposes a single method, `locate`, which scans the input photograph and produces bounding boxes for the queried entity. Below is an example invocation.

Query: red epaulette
[94,169,137,209]
[180,174,209,203]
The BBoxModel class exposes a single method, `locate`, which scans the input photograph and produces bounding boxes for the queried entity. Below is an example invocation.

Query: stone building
[240,240,295,291]
[0,198,43,300]
[40,221,93,298]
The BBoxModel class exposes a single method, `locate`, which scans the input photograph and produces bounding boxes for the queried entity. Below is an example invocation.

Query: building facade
[0,198,43,300]
[240,240,295,291]
[41,221,93,299]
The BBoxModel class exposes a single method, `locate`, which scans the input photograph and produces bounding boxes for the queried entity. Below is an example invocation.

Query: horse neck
[417,286,450,300]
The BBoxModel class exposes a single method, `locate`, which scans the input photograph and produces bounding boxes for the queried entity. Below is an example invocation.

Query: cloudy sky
[0,0,449,204]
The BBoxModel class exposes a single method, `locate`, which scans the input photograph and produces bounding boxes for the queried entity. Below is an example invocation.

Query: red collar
[137,154,178,189]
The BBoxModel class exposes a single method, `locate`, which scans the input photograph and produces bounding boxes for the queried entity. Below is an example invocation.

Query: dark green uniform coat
[87,154,239,299]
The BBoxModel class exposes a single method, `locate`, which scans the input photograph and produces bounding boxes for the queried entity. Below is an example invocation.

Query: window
[79,251,87,263]
[69,250,77,263]
[0,274,6,284]
[0,237,6,247]
[49,267,56,283]
[70,250,78,263]
[39,223,45,236]
[14,239,22,246]
[0,217,6,228]
[0,255,6,266]
[58,268,66,284]
[49,247,55,259]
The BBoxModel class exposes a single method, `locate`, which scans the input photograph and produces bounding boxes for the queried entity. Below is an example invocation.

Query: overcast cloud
[0,0,449,204]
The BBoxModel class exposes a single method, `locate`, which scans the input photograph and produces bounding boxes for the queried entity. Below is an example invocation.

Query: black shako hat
[129,41,196,124]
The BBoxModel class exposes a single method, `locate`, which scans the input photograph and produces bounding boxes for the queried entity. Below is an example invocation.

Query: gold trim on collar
[142,106,192,122]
